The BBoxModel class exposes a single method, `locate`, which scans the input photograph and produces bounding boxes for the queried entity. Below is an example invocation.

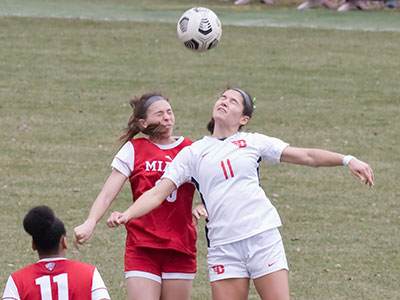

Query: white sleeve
[91,268,110,300]
[162,146,193,188]
[255,133,289,163]
[2,276,21,300]
[111,142,134,178]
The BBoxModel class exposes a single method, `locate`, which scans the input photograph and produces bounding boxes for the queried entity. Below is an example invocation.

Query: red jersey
[116,137,196,258]
[3,258,109,300]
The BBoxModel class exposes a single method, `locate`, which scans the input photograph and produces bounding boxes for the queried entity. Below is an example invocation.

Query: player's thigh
[211,278,250,300]
[161,279,193,300]
[126,277,161,300]
[253,269,289,300]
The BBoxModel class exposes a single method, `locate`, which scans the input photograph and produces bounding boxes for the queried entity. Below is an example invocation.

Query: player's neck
[150,136,176,145]
[38,253,65,260]
[212,125,238,140]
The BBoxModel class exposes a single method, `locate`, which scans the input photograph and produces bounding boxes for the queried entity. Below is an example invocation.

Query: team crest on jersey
[44,262,56,271]
[231,140,247,148]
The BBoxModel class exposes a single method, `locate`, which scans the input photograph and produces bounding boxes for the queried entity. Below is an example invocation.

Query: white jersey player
[108,88,374,300]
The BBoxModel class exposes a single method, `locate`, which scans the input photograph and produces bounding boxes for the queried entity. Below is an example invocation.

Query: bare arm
[107,178,177,227]
[73,169,127,245]
[280,146,345,167]
[281,146,374,187]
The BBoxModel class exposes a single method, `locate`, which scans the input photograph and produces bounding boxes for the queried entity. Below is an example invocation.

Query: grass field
[0,1,399,299]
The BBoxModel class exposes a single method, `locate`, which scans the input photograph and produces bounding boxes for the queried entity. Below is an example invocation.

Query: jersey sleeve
[111,142,134,178]
[91,268,110,300]
[255,133,289,163]
[2,276,21,300]
[162,146,193,188]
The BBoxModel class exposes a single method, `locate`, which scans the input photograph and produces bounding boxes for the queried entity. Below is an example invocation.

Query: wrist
[85,218,97,227]
[343,155,355,166]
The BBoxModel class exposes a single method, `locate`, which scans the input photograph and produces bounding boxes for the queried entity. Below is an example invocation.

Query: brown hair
[207,88,254,134]
[119,92,170,144]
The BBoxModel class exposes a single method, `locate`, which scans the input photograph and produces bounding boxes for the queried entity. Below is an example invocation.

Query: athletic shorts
[207,228,289,282]
[124,246,196,284]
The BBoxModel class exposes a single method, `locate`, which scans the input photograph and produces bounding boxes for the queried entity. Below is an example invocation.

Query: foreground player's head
[207,88,254,134]
[23,205,67,257]
[120,92,173,143]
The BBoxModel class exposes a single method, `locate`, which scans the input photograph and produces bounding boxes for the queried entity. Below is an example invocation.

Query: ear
[239,115,250,126]
[32,240,37,251]
[138,118,147,129]
[61,236,68,250]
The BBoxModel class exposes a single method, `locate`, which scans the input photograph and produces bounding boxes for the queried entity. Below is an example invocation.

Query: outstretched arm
[73,169,127,246]
[107,178,177,227]
[280,146,374,187]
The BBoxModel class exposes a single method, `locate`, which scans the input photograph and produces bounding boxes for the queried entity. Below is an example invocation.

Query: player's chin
[212,113,227,123]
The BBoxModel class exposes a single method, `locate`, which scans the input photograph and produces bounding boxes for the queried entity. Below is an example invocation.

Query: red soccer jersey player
[74,93,196,300]
[2,206,110,300]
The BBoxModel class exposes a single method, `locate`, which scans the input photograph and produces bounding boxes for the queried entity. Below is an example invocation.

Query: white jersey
[163,132,289,247]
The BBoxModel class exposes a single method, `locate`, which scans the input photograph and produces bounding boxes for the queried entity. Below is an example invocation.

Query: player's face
[213,90,249,129]
[143,100,175,136]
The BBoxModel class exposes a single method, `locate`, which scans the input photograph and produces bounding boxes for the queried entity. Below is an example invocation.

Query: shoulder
[192,136,212,146]
[64,260,96,273]
[182,137,193,145]
[246,132,286,144]
[11,263,37,278]
[186,136,212,154]
[131,137,148,146]
[67,259,95,268]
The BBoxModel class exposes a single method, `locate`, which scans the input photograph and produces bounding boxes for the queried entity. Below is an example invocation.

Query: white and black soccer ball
[177,7,222,52]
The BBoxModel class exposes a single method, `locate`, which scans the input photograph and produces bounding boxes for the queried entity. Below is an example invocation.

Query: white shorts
[207,228,289,282]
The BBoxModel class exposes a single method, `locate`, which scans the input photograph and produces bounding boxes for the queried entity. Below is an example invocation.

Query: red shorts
[124,246,196,282]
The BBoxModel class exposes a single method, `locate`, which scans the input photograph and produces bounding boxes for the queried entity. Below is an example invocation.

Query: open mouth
[217,106,227,113]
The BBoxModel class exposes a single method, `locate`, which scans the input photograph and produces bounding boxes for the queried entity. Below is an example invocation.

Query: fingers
[192,215,198,226]
[198,207,208,218]
[349,159,374,188]
[192,204,209,226]
[73,227,87,247]
[359,164,374,188]
[107,211,126,228]
[192,210,200,220]
[193,204,208,217]
[72,233,80,250]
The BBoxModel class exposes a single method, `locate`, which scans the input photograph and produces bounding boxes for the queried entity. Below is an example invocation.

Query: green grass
[1,2,399,299]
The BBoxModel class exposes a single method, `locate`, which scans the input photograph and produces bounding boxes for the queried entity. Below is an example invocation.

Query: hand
[348,158,374,187]
[107,211,129,228]
[73,219,96,249]
[192,204,208,226]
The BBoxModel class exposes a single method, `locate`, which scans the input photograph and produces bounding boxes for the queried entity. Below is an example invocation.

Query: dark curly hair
[23,206,66,255]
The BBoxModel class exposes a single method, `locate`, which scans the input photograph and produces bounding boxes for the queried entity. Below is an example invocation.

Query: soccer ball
[177,7,222,52]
